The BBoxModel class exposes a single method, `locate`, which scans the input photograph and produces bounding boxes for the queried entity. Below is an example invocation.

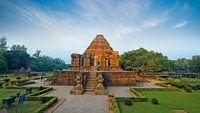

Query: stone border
[44,99,66,113]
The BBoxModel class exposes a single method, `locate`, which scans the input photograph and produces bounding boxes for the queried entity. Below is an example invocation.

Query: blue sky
[0,0,200,63]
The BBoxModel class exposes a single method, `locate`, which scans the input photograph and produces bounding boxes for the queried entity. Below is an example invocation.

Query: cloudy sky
[0,0,200,63]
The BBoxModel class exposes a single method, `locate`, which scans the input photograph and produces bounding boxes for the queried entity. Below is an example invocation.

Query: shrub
[17,79,27,83]
[196,85,200,90]
[3,78,10,82]
[0,81,3,88]
[3,78,10,86]
[16,76,21,80]
[16,93,20,97]
[152,98,159,105]
[17,81,35,86]
[39,86,45,91]
[112,98,120,113]
[32,96,58,113]
[124,98,132,106]
[192,85,198,90]
[28,87,53,96]
[130,89,145,98]
[185,86,192,93]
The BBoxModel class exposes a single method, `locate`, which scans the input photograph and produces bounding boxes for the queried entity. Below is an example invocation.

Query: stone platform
[52,70,143,86]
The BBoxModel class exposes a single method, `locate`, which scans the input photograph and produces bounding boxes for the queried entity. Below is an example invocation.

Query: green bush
[3,78,10,86]
[39,86,45,91]
[112,98,120,113]
[3,78,10,82]
[192,85,198,90]
[152,98,159,105]
[17,81,35,86]
[185,86,192,93]
[0,81,3,88]
[28,87,53,96]
[124,98,132,106]
[17,79,28,83]
[130,89,145,98]
[16,76,21,80]
[32,96,58,113]
[196,85,200,90]
[11,80,16,85]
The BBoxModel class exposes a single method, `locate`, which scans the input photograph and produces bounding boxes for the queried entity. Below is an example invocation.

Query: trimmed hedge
[26,96,58,113]
[130,89,145,98]
[131,87,179,92]
[124,98,132,106]
[5,86,48,90]
[17,81,35,86]
[28,87,53,96]
[152,98,159,105]
[112,98,120,113]
[115,97,147,102]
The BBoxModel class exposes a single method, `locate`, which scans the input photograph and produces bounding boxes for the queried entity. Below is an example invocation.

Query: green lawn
[118,90,200,113]
[6,101,42,113]
[0,88,40,113]
[0,88,26,105]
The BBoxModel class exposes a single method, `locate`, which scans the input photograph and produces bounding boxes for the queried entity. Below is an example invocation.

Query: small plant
[196,85,200,90]
[39,86,44,91]
[185,86,192,93]
[3,78,10,86]
[3,78,10,82]
[0,81,3,88]
[16,76,21,80]
[152,98,159,105]
[16,92,20,97]
[192,85,197,90]
[124,98,132,106]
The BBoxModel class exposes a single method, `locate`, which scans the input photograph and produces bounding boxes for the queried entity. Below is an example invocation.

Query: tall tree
[120,48,169,72]
[29,50,66,71]
[4,45,30,70]
[0,37,8,55]
[190,55,200,73]
[0,37,8,71]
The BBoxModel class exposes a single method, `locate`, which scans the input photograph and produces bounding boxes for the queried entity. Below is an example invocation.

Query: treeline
[120,48,200,73]
[0,37,67,72]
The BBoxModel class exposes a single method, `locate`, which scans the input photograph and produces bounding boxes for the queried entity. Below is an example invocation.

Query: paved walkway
[27,79,162,113]
[27,80,108,113]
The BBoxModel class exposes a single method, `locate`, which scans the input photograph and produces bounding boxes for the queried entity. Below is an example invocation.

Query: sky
[0,0,200,63]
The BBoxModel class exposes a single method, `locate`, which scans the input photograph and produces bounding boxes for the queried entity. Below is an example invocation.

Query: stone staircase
[85,71,97,93]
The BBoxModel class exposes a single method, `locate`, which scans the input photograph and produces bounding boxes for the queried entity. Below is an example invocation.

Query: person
[40,75,43,82]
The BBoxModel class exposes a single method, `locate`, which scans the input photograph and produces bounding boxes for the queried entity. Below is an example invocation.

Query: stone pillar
[70,74,84,95]
[95,74,107,95]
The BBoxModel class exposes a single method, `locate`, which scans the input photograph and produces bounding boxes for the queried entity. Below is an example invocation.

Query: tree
[28,51,66,71]
[4,45,30,70]
[33,50,41,58]
[0,56,7,71]
[120,48,169,72]
[0,37,8,71]
[190,55,200,73]
[174,58,190,72]
[0,37,8,55]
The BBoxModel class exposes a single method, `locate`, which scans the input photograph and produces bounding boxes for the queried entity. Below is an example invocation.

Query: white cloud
[173,20,188,29]
[1,0,197,62]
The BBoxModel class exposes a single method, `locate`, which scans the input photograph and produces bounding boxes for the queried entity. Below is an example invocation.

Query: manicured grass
[0,88,26,106]
[0,88,39,107]
[118,90,200,113]
[6,101,42,113]
[45,72,53,77]
[178,78,200,83]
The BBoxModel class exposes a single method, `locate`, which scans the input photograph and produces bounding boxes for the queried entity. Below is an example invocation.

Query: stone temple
[70,34,121,71]
[52,34,143,95]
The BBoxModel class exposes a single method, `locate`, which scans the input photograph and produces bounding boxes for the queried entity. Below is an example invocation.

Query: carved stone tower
[70,34,121,71]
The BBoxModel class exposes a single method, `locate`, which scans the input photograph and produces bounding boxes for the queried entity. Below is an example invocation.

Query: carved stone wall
[52,70,139,86]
